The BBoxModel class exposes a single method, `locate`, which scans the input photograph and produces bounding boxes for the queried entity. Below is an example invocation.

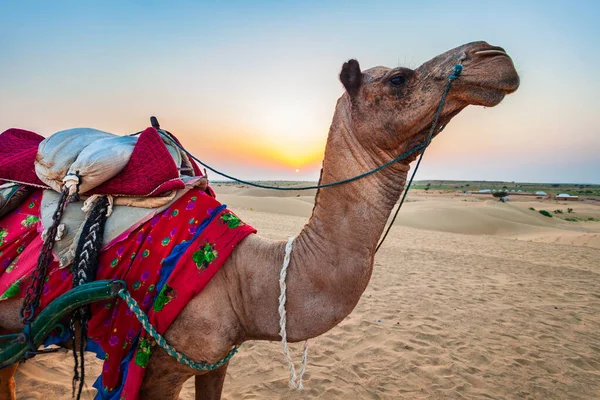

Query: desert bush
[529,207,535,211]
[539,210,553,218]
[567,208,573,213]
[565,217,578,222]
[554,209,563,214]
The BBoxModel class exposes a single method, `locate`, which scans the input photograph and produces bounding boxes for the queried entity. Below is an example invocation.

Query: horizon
[1,1,599,184]
[211,179,600,186]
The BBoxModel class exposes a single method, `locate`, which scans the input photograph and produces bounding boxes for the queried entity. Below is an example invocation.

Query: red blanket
[0,127,204,197]
[0,188,255,399]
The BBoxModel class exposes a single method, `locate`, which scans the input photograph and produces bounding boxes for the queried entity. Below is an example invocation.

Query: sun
[295,169,300,173]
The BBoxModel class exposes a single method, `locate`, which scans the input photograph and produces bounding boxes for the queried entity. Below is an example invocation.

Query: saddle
[0,123,209,201]
[35,126,197,196]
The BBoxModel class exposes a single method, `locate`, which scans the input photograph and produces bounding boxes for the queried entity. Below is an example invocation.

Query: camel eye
[389,75,407,87]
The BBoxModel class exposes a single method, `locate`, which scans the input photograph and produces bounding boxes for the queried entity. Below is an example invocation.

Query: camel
[0,40,519,399]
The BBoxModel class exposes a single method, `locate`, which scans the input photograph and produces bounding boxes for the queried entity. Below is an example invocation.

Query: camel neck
[280,98,410,340]
[298,98,409,260]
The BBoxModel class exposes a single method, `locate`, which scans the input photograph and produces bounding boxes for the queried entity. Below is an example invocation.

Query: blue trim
[42,324,69,348]
[155,204,226,295]
[93,335,139,400]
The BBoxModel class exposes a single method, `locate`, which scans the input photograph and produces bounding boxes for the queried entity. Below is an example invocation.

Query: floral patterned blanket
[0,187,255,399]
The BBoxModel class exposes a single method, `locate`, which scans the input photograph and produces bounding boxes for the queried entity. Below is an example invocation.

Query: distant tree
[493,191,508,201]
[426,183,431,187]
[424,187,430,191]
[502,186,507,189]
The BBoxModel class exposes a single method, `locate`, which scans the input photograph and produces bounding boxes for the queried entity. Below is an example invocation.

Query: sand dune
[14,187,600,399]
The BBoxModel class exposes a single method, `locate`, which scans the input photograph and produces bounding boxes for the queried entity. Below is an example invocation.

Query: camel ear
[340,59,362,97]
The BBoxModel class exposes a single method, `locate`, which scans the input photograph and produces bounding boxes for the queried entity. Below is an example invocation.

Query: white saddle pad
[41,178,203,268]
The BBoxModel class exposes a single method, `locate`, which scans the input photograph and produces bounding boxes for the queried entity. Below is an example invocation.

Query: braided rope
[71,196,110,399]
[117,289,238,371]
[21,187,71,325]
[278,237,309,389]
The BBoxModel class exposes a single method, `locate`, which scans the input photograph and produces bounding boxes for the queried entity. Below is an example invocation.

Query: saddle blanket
[0,187,256,399]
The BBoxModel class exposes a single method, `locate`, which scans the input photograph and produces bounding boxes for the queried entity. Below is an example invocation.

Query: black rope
[19,186,73,358]
[70,196,109,399]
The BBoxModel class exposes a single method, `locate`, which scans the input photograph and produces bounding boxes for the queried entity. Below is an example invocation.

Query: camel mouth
[458,44,520,102]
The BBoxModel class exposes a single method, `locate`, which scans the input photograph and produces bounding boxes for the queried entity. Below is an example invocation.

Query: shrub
[567,208,573,213]
[554,209,563,214]
[539,210,553,218]
[529,207,535,211]
[493,191,508,199]
[565,217,578,222]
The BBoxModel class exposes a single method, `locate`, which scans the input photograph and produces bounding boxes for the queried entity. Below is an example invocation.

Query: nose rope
[375,59,463,252]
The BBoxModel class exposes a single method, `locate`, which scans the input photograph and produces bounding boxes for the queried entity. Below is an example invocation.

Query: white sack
[35,128,135,194]
[67,135,137,193]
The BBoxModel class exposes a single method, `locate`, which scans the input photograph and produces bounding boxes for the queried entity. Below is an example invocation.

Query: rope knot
[449,64,463,81]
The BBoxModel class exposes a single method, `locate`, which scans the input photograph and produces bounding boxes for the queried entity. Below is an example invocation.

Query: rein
[151,60,464,251]
[376,61,463,251]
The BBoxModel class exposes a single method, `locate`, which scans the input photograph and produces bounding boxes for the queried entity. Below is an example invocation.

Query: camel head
[338,41,520,159]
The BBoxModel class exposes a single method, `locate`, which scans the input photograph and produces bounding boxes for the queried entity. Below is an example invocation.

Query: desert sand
[14,186,600,399]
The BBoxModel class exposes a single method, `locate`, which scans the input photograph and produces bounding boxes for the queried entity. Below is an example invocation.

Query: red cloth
[0,129,47,187]
[0,188,255,399]
[0,127,205,197]
[91,127,185,196]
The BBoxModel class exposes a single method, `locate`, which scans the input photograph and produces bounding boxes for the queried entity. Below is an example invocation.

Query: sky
[1,0,599,183]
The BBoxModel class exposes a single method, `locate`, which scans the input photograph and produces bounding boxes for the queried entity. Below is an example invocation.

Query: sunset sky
[1,1,598,183]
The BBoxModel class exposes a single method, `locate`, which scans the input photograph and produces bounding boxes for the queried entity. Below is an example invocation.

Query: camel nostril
[471,45,510,59]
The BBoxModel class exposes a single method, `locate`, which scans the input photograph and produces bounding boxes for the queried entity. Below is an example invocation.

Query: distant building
[535,191,547,196]
[478,189,492,193]
[555,193,579,201]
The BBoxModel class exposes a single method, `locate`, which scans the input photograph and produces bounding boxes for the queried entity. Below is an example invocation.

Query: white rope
[82,194,114,217]
[62,174,80,196]
[278,236,309,389]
